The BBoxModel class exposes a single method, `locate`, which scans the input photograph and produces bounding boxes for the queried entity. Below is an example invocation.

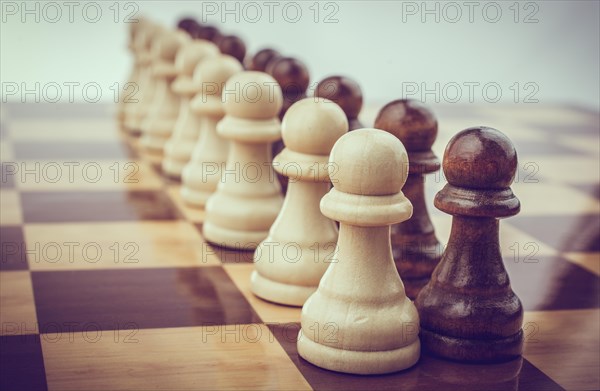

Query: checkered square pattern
[0,102,598,390]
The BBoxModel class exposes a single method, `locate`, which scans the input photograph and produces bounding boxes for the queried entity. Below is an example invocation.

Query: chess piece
[297,128,420,375]
[267,57,310,193]
[196,25,221,42]
[140,29,188,166]
[251,98,348,306]
[374,99,442,299]
[203,71,284,249]
[124,22,160,136]
[181,55,243,206]
[415,126,523,363]
[246,48,281,72]
[177,17,200,36]
[218,35,247,64]
[267,57,309,119]
[162,40,220,178]
[315,76,364,130]
[117,21,142,131]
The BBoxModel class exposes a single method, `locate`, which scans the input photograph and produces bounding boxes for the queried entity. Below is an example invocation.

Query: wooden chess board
[1,102,598,391]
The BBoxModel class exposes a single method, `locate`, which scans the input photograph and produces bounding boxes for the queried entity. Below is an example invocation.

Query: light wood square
[223,263,302,324]
[0,271,38,335]
[524,309,600,390]
[24,221,220,271]
[0,190,22,225]
[41,324,311,391]
[12,159,162,191]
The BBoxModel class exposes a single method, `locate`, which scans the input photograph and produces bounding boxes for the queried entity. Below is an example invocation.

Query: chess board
[1,102,598,391]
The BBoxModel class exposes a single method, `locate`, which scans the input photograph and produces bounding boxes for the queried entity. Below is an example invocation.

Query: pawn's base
[420,328,523,363]
[162,159,184,180]
[250,271,315,307]
[180,186,212,207]
[297,332,420,375]
[140,148,163,168]
[203,222,267,250]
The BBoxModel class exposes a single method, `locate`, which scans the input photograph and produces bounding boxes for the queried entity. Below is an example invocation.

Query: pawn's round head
[443,127,517,189]
[247,48,281,72]
[266,57,310,97]
[222,71,283,119]
[217,35,247,64]
[281,98,348,155]
[176,41,219,75]
[177,18,200,37]
[196,25,221,42]
[329,128,409,196]
[153,30,188,62]
[194,55,243,97]
[315,76,363,119]
[374,99,437,152]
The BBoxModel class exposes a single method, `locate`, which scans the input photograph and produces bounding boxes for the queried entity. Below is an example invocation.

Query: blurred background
[1,0,599,109]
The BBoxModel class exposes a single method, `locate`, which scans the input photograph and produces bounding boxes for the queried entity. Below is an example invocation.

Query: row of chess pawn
[118,18,524,375]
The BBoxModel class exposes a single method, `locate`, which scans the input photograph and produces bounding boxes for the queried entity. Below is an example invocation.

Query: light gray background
[1,0,599,109]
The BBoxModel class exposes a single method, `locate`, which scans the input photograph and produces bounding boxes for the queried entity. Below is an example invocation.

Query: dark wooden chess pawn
[315,76,364,130]
[217,35,247,64]
[246,48,281,72]
[195,25,221,43]
[267,57,310,193]
[374,99,442,299]
[177,18,200,37]
[267,57,310,119]
[415,126,523,363]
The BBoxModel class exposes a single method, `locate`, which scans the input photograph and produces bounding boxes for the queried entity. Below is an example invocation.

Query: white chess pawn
[181,55,243,206]
[124,22,159,136]
[251,98,348,306]
[162,40,220,178]
[140,29,188,166]
[117,21,142,131]
[297,128,420,375]
[203,71,284,249]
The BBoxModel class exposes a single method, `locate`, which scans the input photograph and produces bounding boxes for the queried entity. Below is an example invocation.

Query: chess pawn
[123,22,159,136]
[203,71,284,249]
[267,57,310,193]
[217,35,247,64]
[140,30,188,166]
[196,25,221,43]
[251,98,348,306]
[162,40,220,178]
[246,48,281,72]
[315,76,364,130]
[375,99,442,299]
[298,128,420,375]
[117,21,141,131]
[177,17,200,36]
[181,55,243,206]
[415,127,523,363]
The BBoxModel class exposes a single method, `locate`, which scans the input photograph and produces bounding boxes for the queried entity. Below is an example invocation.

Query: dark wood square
[0,334,48,391]
[509,214,600,253]
[505,254,600,311]
[0,226,28,270]
[21,190,180,223]
[268,323,563,391]
[31,266,260,332]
